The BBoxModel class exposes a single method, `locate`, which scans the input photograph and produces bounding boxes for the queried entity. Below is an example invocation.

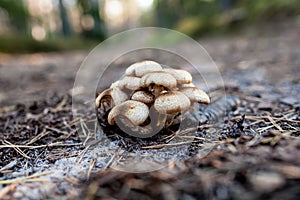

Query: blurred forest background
[0,0,299,53]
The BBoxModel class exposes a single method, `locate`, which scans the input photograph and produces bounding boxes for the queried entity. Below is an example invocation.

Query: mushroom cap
[131,90,154,104]
[125,60,162,77]
[111,87,129,105]
[110,76,141,91]
[140,72,177,89]
[180,83,195,88]
[95,87,128,108]
[180,87,210,104]
[122,76,141,90]
[154,91,191,114]
[108,100,149,125]
[110,80,123,89]
[162,68,192,84]
[96,88,110,108]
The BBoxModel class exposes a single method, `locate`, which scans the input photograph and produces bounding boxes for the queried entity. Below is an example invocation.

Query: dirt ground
[0,20,299,199]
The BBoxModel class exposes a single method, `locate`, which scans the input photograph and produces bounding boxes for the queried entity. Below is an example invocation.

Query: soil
[0,20,299,199]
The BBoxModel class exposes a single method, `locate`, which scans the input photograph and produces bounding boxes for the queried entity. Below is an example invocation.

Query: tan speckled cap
[108,100,149,125]
[154,91,191,114]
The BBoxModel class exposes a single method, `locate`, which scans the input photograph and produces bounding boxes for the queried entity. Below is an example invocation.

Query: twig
[61,118,81,129]
[76,145,91,164]
[141,141,194,149]
[46,126,69,135]
[87,159,96,180]
[0,142,82,149]
[163,132,178,143]
[0,178,48,184]
[285,123,298,130]
[80,119,88,137]
[0,160,18,172]
[26,129,50,145]
[177,127,198,136]
[267,115,283,131]
[0,171,51,185]
[80,119,95,146]
[65,176,80,185]
[104,154,116,169]
[53,94,68,110]
[3,140,31,159]
[176,135,208,141]
[231,115,300,123]
[0,184,16,199]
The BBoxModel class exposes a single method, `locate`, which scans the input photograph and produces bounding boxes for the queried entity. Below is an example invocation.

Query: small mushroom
[125,60,162,77]
[180,87,210,104]
[162,68,192,84]
[108,100,149,125]
[154,91,191,114]
[95,87,128,108]
[110,76,141,91]
[131,90,154,104]
[140,72,177,89]
[96,60,211,138]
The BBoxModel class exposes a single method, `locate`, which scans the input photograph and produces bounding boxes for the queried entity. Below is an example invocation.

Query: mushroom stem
[150,84,165,97]
[95,88,112,109]
[114,107,167,138]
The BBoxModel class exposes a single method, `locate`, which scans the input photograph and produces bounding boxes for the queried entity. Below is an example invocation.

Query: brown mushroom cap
[95,87,128,108]
[154,91,191,114]
[108,100,149,125]
[125,60,162,77]
[180,87,210,104]
[140,72,177,89]
[131,90,154,104]
[162,68,192,84]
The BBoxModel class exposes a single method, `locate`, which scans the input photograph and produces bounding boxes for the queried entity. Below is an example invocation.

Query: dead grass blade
[0,171,51,185]
[26,129,51,145]
[141,141,194,149]
[0,142,82,149]
[3,140,31,159]
[87,159,96,180]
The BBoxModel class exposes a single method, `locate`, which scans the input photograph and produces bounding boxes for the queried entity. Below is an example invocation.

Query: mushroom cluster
[96,60,210,138]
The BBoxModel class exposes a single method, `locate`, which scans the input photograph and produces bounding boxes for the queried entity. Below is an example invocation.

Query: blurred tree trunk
[59,0,72,37]
[0,0,29,35]
[78,0,106,40]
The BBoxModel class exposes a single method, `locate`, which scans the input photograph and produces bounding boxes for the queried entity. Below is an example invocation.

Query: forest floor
[0,19,299,199]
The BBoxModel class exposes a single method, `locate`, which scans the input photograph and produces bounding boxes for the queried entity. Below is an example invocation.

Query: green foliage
[239,0,300,21]
[167,0,300,37]
[153,0,220,28]
[0,35,96,53]
[176,16,217,37]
